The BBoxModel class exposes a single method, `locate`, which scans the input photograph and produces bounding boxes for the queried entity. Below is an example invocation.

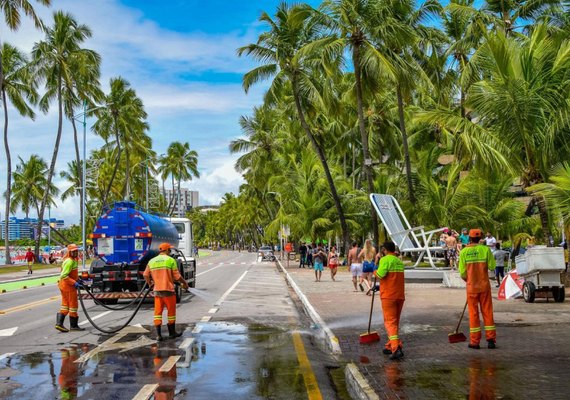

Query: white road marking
[179,338,194,350]
[196,264,226,277]
[132,384,158,400]
[200,316,211,322]
[241,262,246,265]
[177,338,195,368]
[214,270,249,307]
[230,262,236,265]
[0,352,15,361]
[79,311,112,326]
[0,327,18,337]
[192,325,202,334]
[208,308,218,314]
[159,356,181,373]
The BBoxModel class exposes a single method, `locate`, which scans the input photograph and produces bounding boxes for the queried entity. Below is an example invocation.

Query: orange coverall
[58,257,79,317]
[143,254,182,326]
[375,253,405,352]
[59,348,79,400]
[458,244,497,345]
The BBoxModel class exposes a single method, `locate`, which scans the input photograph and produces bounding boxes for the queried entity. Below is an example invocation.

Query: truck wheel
[552,286,565,303]
[523,281,536,303]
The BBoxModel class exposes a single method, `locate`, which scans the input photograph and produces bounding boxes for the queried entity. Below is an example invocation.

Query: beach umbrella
[497,269,524,300]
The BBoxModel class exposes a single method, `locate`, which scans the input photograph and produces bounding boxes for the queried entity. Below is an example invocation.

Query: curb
[0,273,60,284]
[276,259,341,355]
[276,259,380,400]
[345,363,380,400]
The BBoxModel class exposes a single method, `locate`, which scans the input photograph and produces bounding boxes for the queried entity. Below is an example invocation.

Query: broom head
[448,331,467,343]
[359,331,380,344]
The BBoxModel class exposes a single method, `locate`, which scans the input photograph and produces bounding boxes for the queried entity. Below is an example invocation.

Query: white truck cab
[169,217,194,260]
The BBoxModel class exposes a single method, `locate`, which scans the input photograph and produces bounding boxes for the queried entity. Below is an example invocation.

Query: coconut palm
[31,11,96,257]
[1,0,50,264]
[162,142,200,217]
[238,3,351,251]
[529,163,570,232]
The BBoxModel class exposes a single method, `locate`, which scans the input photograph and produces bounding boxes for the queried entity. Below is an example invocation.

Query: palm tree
[163,142,200,217]
[11,155,58,219]
[93,76,149,206]
[238,3,351,252]
[1,0,49,264]
[529,163,570,235]
[31,11,96,258]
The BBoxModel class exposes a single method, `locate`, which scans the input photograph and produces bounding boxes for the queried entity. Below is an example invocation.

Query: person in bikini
[327,245,339,281]
[359,239,377,295]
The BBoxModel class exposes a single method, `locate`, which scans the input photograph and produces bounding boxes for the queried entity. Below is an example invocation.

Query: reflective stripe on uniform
[470,327,481,332]
[484,325,496,330]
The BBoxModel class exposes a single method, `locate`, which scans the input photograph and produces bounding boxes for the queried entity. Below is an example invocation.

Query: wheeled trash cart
[516,247,565,303]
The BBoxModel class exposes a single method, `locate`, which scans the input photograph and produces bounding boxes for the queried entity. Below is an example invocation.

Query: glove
[371,284,380,293]
[73,279,83,289]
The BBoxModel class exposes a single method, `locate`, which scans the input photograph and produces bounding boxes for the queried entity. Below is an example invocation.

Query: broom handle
[367,275,377,333]
[455,300,468,333]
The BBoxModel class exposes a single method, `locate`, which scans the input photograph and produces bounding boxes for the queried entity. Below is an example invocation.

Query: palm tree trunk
[353,44,379,246]
[123,141,130,200]
[396,85,416,206]
[177,176,182,217]
[291,77,349,254]
[535,195,553,246]
[2,88,12,264]
[167,175,175,215]
[71,117,83,236]
[100,118,121,212]
[35,75,64,259]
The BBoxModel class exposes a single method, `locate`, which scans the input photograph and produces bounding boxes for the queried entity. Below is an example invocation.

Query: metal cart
[516,247,566,303]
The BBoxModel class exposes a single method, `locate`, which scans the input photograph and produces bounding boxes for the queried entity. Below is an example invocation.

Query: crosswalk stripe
[79,311,112,326]
[0,327,18,337]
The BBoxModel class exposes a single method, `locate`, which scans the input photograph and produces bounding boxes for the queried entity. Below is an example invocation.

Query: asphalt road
[0,250,347,399]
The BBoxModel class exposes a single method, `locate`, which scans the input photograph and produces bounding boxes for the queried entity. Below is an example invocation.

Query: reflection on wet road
[0,322,322,399]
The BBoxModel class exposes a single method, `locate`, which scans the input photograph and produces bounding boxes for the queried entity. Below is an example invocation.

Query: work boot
[69,316,86,331]
[468,343,480,350]
[487,340,496,349]
[167,323,182,339]
[155,325,164,342]
[389,348,404,360]
[55,313,69,333]
[382,348,392,355]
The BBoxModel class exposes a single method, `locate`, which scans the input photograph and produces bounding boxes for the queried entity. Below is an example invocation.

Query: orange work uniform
[59,348,79,400]
[458,244,497,345]
[143,254,181,326]
[375,253,405,352]
[58,257,79,317]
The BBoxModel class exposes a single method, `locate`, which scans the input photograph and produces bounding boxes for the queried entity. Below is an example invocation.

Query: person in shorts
[327,245,339,281]
[313,244,326,282]
[25,247,35,274]
[493,243,509,287]
[347,242,363,291]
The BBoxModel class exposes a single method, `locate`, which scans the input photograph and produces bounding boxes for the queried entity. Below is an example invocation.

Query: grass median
[0,275,60,293]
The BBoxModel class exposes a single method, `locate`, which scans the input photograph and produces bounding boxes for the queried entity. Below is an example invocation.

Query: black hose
[77,284,152,334]
[82,283,150,311]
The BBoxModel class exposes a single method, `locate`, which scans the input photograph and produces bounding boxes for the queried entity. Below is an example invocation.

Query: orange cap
[158,243,171,252]
[67,243,79,252]
[469,229,482,238]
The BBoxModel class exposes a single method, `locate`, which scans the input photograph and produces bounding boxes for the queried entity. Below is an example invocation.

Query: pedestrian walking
[359,239,377,295]
[25,247,35,274]
[143,243,189,341]
[299,242,307,268]
[459,229,497,349]
[444,232,458,270]
[493,243,509,287]
[55,244,86,333]
[306,244,314,267]
[459,228,470,247]
[485,231,497,249]
[313,244,326,282]
[347,242,363,292]
[327,245,339,281]
[375,241,405,360]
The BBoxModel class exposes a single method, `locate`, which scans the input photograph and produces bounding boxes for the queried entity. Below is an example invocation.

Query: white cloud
[189,156,244,206]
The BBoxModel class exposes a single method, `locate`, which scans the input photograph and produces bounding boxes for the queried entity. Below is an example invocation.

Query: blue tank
[91,201,179,265]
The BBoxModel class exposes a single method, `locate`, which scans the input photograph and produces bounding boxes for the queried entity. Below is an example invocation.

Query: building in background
[0,217,65,240]
[165,188,199,217]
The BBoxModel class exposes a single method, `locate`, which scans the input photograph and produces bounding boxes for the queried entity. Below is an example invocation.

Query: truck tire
[552,286,565,303]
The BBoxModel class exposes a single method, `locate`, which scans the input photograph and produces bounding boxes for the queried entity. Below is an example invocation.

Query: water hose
[77,283,152,334]
[81,282,150,311]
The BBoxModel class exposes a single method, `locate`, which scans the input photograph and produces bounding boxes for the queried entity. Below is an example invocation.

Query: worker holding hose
[144,243,189,341]
[55,244,86,332]
[458,229,497,349]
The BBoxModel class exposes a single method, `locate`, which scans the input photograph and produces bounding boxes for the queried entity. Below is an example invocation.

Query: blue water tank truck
[85,201,196,304]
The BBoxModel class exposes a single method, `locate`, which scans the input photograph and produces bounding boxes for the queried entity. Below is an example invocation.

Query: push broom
[448,301,468,343]
[360,276,380,344]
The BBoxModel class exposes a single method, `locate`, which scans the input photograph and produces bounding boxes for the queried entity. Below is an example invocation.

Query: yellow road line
[292,331,323,400]
[0,296,59,315]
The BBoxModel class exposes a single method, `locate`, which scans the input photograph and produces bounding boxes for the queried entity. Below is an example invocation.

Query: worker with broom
[375,241,405,360]
[458,229,497,349]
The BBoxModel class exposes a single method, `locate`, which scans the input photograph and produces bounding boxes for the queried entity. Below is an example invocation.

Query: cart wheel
[175,284,182,304]
[523,281,536,303]
[552,286,565,303]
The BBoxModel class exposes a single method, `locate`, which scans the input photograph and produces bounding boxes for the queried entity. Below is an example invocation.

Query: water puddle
[0,322,313,399]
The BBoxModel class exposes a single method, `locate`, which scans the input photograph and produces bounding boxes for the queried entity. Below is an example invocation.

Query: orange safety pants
[154,294,176,326]
[467,290,496,345]
[59,348,79,398]
[59,285,78,318]
[381,298,405,352]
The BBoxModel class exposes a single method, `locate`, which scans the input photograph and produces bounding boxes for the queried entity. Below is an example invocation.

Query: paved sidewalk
[284,264,570,399]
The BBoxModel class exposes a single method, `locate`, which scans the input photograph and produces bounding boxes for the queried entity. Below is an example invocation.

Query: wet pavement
[282,262,570,399]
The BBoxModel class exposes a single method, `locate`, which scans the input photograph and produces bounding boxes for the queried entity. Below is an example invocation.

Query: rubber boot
[55,313,69,333]
[389,347,404,360]
[155,325,164,342]
[167,323,182,339]
[69,316,86,331]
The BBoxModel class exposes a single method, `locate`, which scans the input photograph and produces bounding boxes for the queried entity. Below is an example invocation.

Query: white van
[169,217,194,260]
